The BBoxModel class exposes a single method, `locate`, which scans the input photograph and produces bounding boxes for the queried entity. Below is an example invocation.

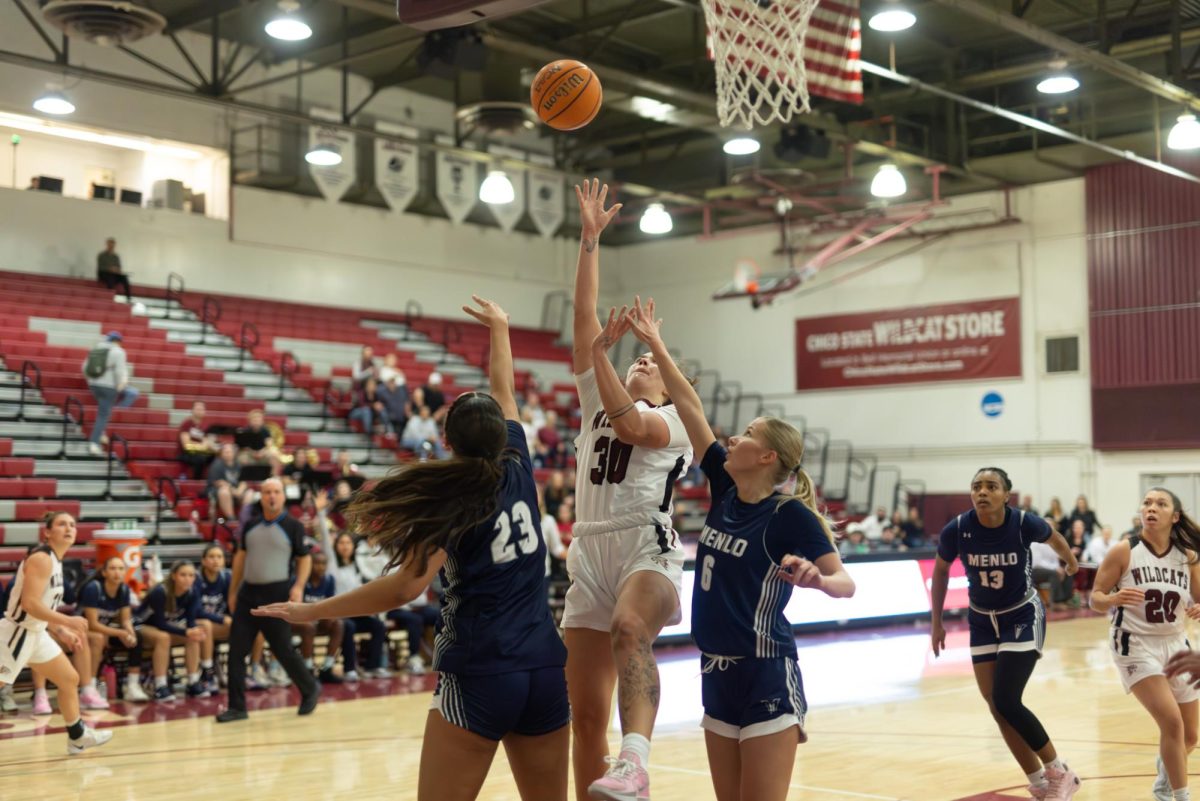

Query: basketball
[530,59,602,131]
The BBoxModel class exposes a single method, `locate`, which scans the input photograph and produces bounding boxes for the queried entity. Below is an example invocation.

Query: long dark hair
[347,392,512,573]
[163,561,192,616]
[1148,487,1200,564]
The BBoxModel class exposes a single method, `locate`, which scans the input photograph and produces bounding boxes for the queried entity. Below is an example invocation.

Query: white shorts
[562,524,684,632]
[1111,630,1200,703]
[0,620,63,684]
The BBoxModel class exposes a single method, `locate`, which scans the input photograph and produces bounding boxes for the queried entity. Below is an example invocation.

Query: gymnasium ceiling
[11,0,1200,236]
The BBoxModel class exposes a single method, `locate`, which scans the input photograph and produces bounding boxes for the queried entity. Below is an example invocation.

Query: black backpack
[84,346,109,379]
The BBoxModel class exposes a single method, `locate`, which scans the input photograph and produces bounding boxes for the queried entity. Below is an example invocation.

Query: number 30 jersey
[1112,535,1193,638]
[572,368,692,534]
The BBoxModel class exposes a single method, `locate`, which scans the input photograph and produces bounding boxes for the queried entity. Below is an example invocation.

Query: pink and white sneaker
[1043,766,1081,800]
[31,689,52,716]
[588,752,650,801]
[1027,783,1050,800]
[79,686,110,711]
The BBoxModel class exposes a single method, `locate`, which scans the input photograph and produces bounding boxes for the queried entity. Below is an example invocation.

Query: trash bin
[92,529,146,592]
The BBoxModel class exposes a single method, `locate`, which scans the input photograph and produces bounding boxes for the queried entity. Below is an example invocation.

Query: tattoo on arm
[582,237,597,253]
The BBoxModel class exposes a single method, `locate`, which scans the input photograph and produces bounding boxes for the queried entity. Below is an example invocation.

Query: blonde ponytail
[755,417,838,545]
[778,467,838,546]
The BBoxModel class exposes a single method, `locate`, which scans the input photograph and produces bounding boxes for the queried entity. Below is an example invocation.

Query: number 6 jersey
[572,368,692,534]
[1112,535,1193,637]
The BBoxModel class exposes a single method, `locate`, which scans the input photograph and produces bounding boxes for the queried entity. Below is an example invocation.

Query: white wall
[0,184,575,325]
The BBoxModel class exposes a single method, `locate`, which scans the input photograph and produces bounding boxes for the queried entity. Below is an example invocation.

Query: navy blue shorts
[700,656,808,742]
[968,598,1046,664]
[431,666,570,741]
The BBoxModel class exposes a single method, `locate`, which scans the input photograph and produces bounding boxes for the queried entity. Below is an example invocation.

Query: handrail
[276,351,297,402]
[61,395,85,459]
[212,518,236,548]
[439,321,462,364]
[847,454,878,515]
[759,402,787,419]
[823,439,854,503]
[236,321,260,371]
[165,272,185,320]
[153,476,180,544]
[802,427,830,489]
[540,289,572,345]
[734,391,765,432]
[711,379,742,433]
[403,300,423,341]
[17,360,42,422]
[896,479,927,517]
[104,433,130,500]
[691,370,722,424]
[874,465,903,515]
[199,296,222,346]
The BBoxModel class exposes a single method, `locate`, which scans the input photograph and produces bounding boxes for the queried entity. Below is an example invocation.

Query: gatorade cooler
[92,529,147,592]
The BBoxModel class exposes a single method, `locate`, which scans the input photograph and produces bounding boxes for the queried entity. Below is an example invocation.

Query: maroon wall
[1086,158,1200,449]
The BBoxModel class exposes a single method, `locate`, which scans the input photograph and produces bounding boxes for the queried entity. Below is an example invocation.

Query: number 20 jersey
[572,368,692,532]
[1112,535,1192,638]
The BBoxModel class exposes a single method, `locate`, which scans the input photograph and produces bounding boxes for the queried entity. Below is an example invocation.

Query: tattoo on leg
[618,634,660,724]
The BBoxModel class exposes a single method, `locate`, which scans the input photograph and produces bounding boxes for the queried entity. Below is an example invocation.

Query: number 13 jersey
[572,368,692,533]
[1113,535,1193,638]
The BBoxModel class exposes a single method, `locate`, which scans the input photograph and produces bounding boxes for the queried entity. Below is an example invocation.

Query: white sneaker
[0,685,16,714]
[87,442,105,457]
[405,656,427,675]
[268,662,292,687]
[369,666,394,679]
[248,663,270,690]
[67,726,113,755]
[1152,756,1172,801]
[124,680,150,703]
[343,670,360,682]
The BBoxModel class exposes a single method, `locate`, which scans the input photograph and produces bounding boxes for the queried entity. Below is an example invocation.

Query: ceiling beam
[167,0,250,33]
[931,0,1200,111]
[225,32,426,96]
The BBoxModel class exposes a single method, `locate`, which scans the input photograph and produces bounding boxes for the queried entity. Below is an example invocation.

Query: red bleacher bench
[0,479,57,499]
[0,458,35,477]
[13,500,82,520]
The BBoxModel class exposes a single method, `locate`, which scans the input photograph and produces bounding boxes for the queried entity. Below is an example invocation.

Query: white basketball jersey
[4,546,63,633]
[572,368,693,533]
[1112,536,1193,637]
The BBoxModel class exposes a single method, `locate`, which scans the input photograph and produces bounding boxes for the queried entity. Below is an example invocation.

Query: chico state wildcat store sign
[794,297,1022,390]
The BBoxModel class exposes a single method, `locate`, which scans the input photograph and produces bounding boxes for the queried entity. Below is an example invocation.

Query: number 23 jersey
[1113,535,1193,638]
[572,368,692,531]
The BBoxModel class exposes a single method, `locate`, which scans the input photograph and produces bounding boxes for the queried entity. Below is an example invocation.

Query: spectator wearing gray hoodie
[81,331,139,455]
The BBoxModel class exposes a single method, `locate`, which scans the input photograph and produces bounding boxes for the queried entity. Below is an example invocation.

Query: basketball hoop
[701,0,821,129]
[733,259,761,294]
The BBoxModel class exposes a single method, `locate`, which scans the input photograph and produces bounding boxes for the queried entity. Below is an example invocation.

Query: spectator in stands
[385,595,435,676]
[1046,497,1068,532]
[878,526,903,552]
[400,405,446,459]
[295,551,345,683]
[237,409,283,474]
[79,556,150,702]
[840,523,870,556]
[535,409,567,468]
[208,443,246,523]
[331,450,360,485]
[555,499,575,542]
[524,390,548,430]
[195,544,232,692]
[377,353,404,386]
[1122,515,1142,541]
[540,495,568,585]
[1066,519,1092,605]
[96,237,132,302]
[520,408,539,453]
[377,373,409,434]
[421,371,446,416]
[1067,494,1100,536]
[860,507,887,542]
[352,346,377,389]
[314,495,393,680]
[349,377,391,435]
[1084,525,1114,565]
[82,331,138,456]
[135,560,209,701]
[178,401,220,480]
[900,507,926,548]
[1019,495,1039,516]
[543,470,570,519]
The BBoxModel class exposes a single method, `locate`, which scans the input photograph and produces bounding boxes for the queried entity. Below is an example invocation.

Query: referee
[216,478,319,722]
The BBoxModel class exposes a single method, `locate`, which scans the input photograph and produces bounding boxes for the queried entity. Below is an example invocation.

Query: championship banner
[488,165,526,232]
[435,150,478,224]
[375,122,420,213]
[528,169,565,238]
[307,117,355,202]
[794,297,1022,390]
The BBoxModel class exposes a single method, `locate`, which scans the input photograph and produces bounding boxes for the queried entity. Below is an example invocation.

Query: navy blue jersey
[937,507,1052,609]
[303,574,336,604]
[693,443,837,658]
[134,583,199,636]
[433,421,567,675]
[195,568,231,622]
[78,580,132,627]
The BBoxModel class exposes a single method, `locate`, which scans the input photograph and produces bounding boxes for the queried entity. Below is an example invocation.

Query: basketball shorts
[0,620,63,684]
[700,655,808,742]
[1111,630,1199,703]
[561,524,684,631]
[430,666,570,741]
[967,598,1045,664]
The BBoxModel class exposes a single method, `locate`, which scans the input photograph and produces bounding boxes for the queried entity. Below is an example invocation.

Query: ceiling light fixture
[265,0,312,41]
[1167,113,1200,150]
[869,163,906,198]
[723,137,761,155]
[639,203,673,235]
[304,144,342,166]
[32,91,75,116]
[868,6,916,31]
[479,170,515,204]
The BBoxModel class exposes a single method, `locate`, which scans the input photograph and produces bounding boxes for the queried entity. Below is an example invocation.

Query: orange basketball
[531,59,602,131]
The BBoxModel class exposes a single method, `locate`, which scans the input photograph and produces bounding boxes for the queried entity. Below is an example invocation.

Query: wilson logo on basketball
[531,63,563,94]
[542,73,586,112]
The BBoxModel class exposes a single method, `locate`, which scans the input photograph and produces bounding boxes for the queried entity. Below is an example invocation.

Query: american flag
[706,0,864,107]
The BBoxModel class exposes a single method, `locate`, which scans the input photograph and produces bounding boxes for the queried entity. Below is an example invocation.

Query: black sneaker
[318,667,343,684]
[215,708,248,723]
[186,682,211,699]
[153,685,176,703]
[298,686,321,716]
[200,668,219,695]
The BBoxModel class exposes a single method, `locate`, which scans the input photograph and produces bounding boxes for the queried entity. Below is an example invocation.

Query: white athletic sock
[322,656,335,670]
[126,674,140,687]
[1026,768,1047,787]
[620,733,650,766]
[187,672,200,684]
[83,679,97,690]
[1045,758,1067,773]
[154,676,168,689]
[1174,789,1190,800]
[201,659,213,670]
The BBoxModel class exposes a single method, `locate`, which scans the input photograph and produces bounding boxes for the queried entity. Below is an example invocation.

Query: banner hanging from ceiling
[528,169,565,238]
[435,150,478,224]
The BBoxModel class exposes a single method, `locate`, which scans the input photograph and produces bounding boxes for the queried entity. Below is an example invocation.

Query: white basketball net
[702,0,821,129]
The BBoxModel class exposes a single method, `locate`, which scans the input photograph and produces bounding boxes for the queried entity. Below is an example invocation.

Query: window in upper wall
[1045,335,1079,374]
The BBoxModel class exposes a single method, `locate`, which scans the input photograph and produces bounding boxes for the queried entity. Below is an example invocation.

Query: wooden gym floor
[0,613,1189,800]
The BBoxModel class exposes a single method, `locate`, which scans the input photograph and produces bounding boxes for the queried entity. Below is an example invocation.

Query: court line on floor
[649,762,904,800]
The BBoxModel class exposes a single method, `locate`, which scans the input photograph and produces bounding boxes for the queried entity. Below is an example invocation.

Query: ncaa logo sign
[981,391,1004,418]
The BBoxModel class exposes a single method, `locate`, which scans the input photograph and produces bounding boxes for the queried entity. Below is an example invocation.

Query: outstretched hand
[252,602,319,624]
[627,295,664,348]
[462,294,510,329]
[576,178,622,238]
[592,306,631,354]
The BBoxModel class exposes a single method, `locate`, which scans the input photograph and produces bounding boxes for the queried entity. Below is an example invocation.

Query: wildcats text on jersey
[1130,566,1189,588]
[967,553,1018,568]
[699,525,748,558]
